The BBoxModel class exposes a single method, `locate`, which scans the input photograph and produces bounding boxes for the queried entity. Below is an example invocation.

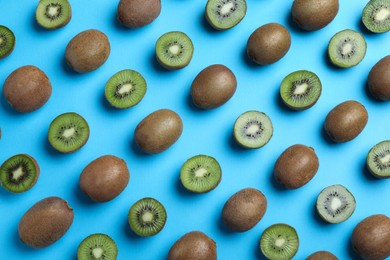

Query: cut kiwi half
[0,154,39,193]
[280,70,322,110]
[366,140,390,178]
[205,0,247,30]
[0,25,15,59]
[328,29,367,68]
[77,233,118,260]
[155,31,194,70]
[260,223,299,260]
[233,111,273,149]
[316,184,356,224]
[36,0,72,29]
[105,69,147,109]
[48,112,90,153]
[180,155,222,193]
[128,197,167,237]
[362,0,390,33]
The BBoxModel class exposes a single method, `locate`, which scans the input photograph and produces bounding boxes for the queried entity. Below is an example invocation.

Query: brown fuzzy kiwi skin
[306,251,339,260]
[324,100,368,143]
[222,188,267,232]
[368,56,390,101]
[18,197,74,248]
[79,155,130,202]
[3,65,52,113]
[117,0,161,28]
[351,214,390,260]
[65,29,110,73]
[168,231,217,260]
[274,144,319,189]
[246,23,291,65]
[191,64,237,109]
[134,109,183,154]
[292,0,339,31]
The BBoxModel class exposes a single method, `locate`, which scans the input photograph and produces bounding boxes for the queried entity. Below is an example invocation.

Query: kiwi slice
[77,233,118,260]
[0,25,15,59]
[48,112,90,153]
[105,70,147,109]
[362,0,390,33]
[205,0,247,30]
[128,197,167,237]
[328,29,367,68]
[366,140,390,178]
[316,184,356,224]
[280,70,322,110]
[35,0,72,29]
[260,223,299,260]
[155,31,194,70]
[233,111,273,149]
[0,154,39,193]
[180,155,222,193]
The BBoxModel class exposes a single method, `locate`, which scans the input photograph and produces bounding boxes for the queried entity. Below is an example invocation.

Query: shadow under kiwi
[323,48,345,72]
[242,47,262,69]
[149,52,171,74]
[361,159,382,182]
[61,57,82,76]
[284,9,310,34]
[199,11,220,34]
[269,169,288,192]
[112,9,131,32]
[100,93,118,112]
[274,88,298,115]
[217,216,238,236]
[319,123,338,146]
[253,234,267,260]
[42,134,64,158]
[122,217,144,241]
[185,93,211,114]
[227,132,255,153]
[311,198,331,227]
[13,229,36,253]
[358,18,376,36]
[174,178,200,198]
[74,181,98,206]
[0,94,25,117]
[130,138,151,159]
[347,235,359,259]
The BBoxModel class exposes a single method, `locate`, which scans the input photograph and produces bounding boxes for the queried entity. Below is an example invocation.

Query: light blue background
[0,0,389,259]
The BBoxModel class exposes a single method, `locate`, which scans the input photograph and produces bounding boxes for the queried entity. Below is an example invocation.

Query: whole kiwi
[168,231,217,260]
[79,155,130,202]
[222,188,267,232]
[3,65,52,113]
[351,214,390,260]
[65,29,110,73]
[368,55,390,101]
[324,100,368,143]
[18,196,74,248]
[134,109,183,154]
[190,64,237,109]
[274,144,319,189]
[117,0,161,28]
[306,251,338,260]
[292,0,339,31]
[247,23,291,65]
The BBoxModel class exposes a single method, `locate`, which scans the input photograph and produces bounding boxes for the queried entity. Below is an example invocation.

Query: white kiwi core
[118,83,133,94]
[63,128,75,138]
[293,83,309,95]
[221,2,234,15]
[375,8,390,21]
[12,167,24,181]
[194,168,208,178]
[142,211,154,222]
[92,247,104,259]
[169,45,180,55]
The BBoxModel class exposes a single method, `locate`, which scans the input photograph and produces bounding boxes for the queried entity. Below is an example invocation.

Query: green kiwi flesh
[205,0,247,30]
[180,155,222,193]
[105,70,147,109]
[234,111,273,149]
[36,0,72,29]
[260,223,299,260]
[362,0,390,33]
[0,25,15,59]
[155,31,194,70]
[328,29,367,68]
[316,184,356,224]
[77,233,118,260]
[0,154,39,193]
[48,112,90,153]
[280,70,322,110]
[128,197,167,237]
[366,140,390,178]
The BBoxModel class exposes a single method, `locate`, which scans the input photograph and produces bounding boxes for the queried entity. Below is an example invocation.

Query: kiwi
[316,184,356,224]
[155,31,194,70]
[368,55,390,101]
[280,70,322,110]
[0,154,39,193]
[306,251,338,260]
[180,155,222,193]
[233,110,273,149]
[35,0,72,29]
[117,0,161,28]
[362,0,390,33]
[260,223,299,260]
[77,233,118,260]
[205,0,247,30]
[128,197,167,237]
[366,140,390,178]
[18,196,74,248]
[48,112,90,153]
[0,25,15,59]
[328,29,367,68]
[105,70,147,109]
